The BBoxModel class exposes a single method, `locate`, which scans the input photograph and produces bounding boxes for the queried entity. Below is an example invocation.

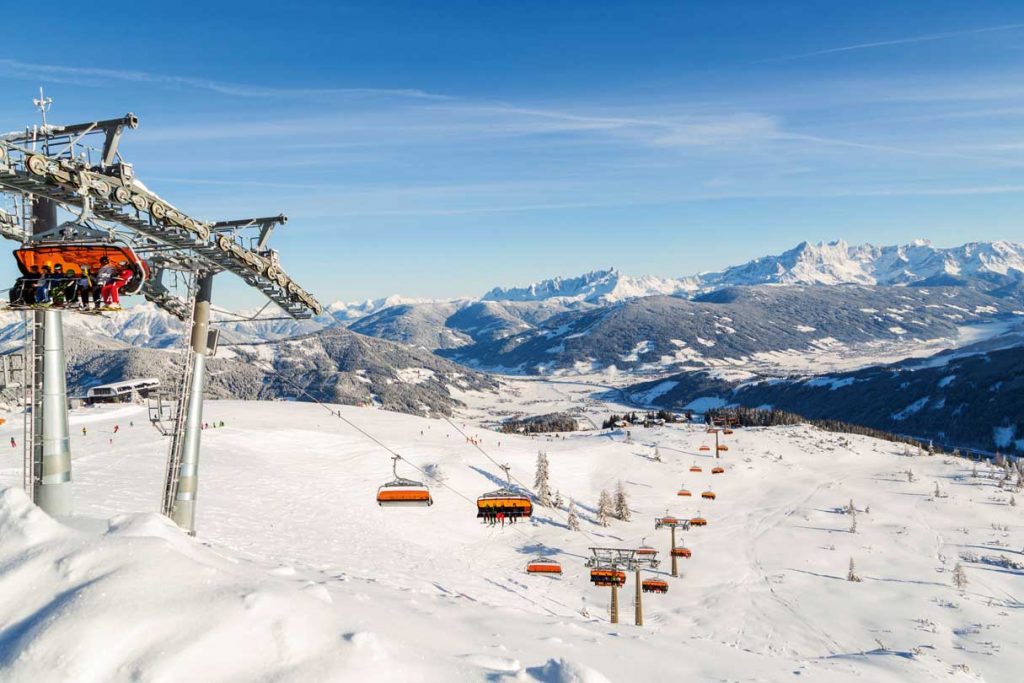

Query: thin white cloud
[0,58,448,100]
[757,22,1024,64]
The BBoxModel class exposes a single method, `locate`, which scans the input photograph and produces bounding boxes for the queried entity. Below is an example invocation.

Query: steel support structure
[609,585,619,624]
[670,526,678,577]
[168,273,213,534]
[634,568,644,626]
[31,197,72,516]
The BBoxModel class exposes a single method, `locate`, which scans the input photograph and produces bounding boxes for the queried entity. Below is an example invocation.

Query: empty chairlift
[477,464,532,525]
[702,489,716,501]
[637,539,657,558]
[526,557,562,575]
[377,456,433,507]
[711,466,725,475]
[699,444,711,453]
[677,484,692,497]
[642,578,669,594]
[690,463,703,473]
[717,444,729,452]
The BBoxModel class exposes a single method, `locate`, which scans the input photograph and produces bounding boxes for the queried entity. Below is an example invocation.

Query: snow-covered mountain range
[697,239,1024,290]
[480,239,1024,303]
[481,268,694,304]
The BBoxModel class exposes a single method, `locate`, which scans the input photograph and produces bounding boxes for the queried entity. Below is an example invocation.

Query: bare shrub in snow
[952,562,968,590]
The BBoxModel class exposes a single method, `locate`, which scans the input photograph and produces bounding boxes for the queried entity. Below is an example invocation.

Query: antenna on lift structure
[0,92,322,532]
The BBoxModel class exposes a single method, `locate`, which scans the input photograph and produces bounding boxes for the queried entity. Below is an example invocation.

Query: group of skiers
[8,256,136,310]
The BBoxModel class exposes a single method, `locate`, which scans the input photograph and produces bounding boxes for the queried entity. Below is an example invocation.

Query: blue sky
[2,1,1024,308]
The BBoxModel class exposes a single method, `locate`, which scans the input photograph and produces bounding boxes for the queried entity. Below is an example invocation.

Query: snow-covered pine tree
[907,469,915,483]
[567,499,581,531]
[952,561,968,590]
[553,489,564,509]
[597,489,614,527]
[1011,495,1017,508]
[849,509,858,534]
[847,498,855,514]
[614,481,631,522]
[534,451,552,507]
[653,446,662,462]
[934,481,941,498]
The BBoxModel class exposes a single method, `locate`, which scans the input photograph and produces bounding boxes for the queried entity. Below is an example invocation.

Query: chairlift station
[0,93,321,534]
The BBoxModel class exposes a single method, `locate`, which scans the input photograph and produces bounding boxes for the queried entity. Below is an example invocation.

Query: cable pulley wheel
[131,194,149,212]
[151,201,168,220]
[217,235,232,252]
[113,186,131,204]
[266,265,281,281]
[194,223,210,241]
[26,154,48,176]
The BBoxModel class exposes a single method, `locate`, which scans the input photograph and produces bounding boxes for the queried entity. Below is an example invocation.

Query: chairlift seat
[641,579,669,594]
[526,557,562,575]
[14,244,149,296]
[377,477,433,507]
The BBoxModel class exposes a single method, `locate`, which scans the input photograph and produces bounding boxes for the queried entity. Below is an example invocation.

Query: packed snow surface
[0,388,1022,681]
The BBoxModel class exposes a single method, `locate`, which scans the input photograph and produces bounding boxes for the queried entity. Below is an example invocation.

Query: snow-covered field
[0,386,1021,682]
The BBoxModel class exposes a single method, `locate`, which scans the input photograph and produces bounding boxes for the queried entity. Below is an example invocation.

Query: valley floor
[0,387,1021,682]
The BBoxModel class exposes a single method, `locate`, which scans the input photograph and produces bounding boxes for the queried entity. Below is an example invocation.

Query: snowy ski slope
[0,388,1021,682]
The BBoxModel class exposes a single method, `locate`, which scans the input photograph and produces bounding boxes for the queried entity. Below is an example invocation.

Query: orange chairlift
[636,538,658,558]
[376,456,433,507]
[676,484,692,497]
[8,243,149,309]
[671,546,692,558]
[689,463,703,473]
[590,567,626,587]
[659,515,681,526]
[701,489,717,501]
[723,428,734,435]
[476,464,533,525]
[711,466,725,475]
[689,511,708,527]
[526,557,563,575]
[717,444,729,452]
[698,444,711,453]
[642,578,669,594]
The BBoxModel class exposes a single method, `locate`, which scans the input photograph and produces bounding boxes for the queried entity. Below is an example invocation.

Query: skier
[93,256,116,309]
[82,427,87,436]
[9,265,41,306]
[129,421,134,428]
[113,425,119,434]
[9,437,15,448]
[33,265,55,305]
[100,261,134,309]
[76,266,94,309]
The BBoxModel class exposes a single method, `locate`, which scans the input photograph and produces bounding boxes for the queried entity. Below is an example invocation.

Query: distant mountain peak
[481,267,692,304]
